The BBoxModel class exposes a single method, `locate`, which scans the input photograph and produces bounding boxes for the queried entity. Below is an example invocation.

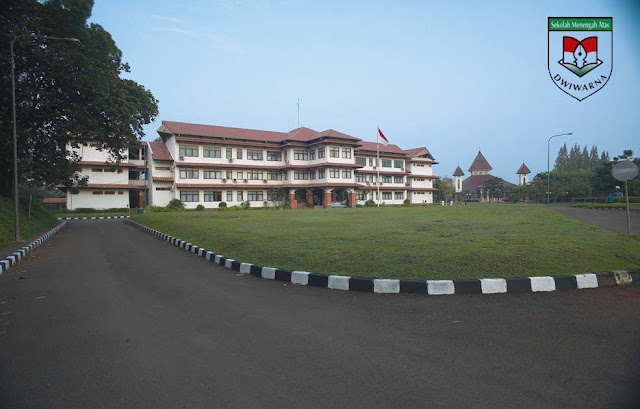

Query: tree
[555,143,569,172]
[0,0,158,196]
[481,176,507,201]
[435,177,454,202]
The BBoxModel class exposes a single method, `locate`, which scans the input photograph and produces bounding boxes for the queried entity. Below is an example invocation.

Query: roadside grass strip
[0,221,66,276]
[58,216,130,220]
[126,220,640,296]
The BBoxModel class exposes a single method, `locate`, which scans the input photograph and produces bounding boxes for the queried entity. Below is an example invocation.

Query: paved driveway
[551,205,639,235]
[0,220,639,408]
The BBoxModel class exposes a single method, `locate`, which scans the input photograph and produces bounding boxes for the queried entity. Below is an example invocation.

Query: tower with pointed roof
[453,165,464,193]
[516,162,531,185]
[468,151,492,176]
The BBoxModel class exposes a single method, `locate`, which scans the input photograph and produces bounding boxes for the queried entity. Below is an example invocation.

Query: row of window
[355,175,404,184]
[355,191,404,200]
[293,168,352,180]
[92,191,125,195]
[178,146,354,161]
[179,169,286,180]
[355,157,404,168]
[180,190,272,202]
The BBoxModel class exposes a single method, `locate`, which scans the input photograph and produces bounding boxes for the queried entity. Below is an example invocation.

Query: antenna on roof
[297,97,300,128]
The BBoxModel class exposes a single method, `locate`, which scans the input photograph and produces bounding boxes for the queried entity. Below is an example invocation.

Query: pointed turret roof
[453,165,464,176]
[517,162,531,174]
[468,151,493,172]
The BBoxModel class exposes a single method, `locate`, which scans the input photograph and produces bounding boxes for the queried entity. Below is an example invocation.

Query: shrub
[364,199,375,207]
[196,204,205,211]
[166,199,185,211]
[242,201,251,210]
[146,206,170,212]
[219,201,227,209]
[403,198,411,206]
[614,196,640,204]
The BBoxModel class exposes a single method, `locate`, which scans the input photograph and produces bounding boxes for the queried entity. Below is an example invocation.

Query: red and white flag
[377,127,389,146]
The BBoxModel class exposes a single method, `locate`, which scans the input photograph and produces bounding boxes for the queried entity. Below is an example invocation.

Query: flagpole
[376,127,380,207]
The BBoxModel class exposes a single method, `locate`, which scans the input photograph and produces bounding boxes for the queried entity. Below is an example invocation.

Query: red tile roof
[148,141,174,161]
[516,163,531,174]
[453,166,464,176]
[355,142,407,156]
[468,151,493,172]
[462,175,514,193]
[162,121,288,142]
[42,198,67,204]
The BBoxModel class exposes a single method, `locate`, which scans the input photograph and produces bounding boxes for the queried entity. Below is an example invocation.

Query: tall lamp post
[547,132,573,205]
[11,34,80,242]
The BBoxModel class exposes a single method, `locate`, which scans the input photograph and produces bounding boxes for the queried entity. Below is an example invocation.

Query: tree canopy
[0,0,158,195]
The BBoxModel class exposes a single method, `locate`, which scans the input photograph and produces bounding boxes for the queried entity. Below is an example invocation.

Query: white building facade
[65,121,439,209]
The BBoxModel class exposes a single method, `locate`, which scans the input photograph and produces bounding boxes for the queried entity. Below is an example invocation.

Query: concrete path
[0,220,639,408]
[551,205,639,235]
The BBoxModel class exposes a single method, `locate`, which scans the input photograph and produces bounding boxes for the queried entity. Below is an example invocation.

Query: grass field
[131,205,640,280]
[0,196,58,248]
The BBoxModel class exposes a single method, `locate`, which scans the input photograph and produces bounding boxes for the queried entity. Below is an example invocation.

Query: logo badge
[548,17,612,101]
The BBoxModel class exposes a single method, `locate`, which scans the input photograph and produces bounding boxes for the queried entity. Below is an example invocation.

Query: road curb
[125,220,640,296]
[57,216,130,220]
[0,221,67,276]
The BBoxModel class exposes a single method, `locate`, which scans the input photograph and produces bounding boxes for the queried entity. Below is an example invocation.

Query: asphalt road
[1,220,639,409]
[551,205,639,235]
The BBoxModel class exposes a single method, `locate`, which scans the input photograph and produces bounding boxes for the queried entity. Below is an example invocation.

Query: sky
[89,0,639,184]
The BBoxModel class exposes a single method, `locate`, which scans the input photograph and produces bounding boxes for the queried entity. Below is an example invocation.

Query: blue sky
[90,0,639,183]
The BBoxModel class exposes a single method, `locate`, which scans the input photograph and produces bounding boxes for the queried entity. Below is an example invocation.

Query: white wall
[67,190,129,210]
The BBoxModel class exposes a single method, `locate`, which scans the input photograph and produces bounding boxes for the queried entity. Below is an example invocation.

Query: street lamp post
[547,132,573,205]
[11,34,80,242]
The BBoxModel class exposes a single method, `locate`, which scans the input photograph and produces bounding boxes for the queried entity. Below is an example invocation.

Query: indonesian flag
[563,36,598,69]
[377,127,389,146]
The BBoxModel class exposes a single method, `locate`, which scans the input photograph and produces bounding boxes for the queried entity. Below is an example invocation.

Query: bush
[615,196,640,204]
[242,201,251,210]
[219,201,227,209]
[364,199,375,207]
[166,199,185,211]
[196,204,205,211]
[146,205,170,212]
[403,199,411,206]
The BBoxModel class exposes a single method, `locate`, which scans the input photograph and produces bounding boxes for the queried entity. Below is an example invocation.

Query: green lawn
[131,205,640,280]
[0,196,59,248]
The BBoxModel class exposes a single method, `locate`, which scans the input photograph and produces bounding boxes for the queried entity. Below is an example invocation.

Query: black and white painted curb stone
[0,221,66,276]
[126,220,640,296]
[57,216,130,220]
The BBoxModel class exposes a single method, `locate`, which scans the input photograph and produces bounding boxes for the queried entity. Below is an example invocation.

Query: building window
[225,148,232,159]
[91,168,103,172]
[155,187,171,191]
[204,170,222,179]
[382,175,392,183]
[204,191,222,202]
[342,169,351,178]
[294,170,309,180]
[267,171,282,180]
[394,160,403,169]
[394,192,404,200]
[237,149,243,159]
[248,191,263,201]
[309,170,316,180]
[356,174,366,183]
[382,192,392,200]
[342,148,351,159]
[237,171,243,180]
[330,147,339,158]
[267,151,282,161]
[129,170,140,180]
[330,168,340,178]
[179,145,198,157]
[382,159,392,168]
[318,169,325,178]
[356,157,366,166]
[356,191,366,200]
[226,191,233,202]
[369,158,374,166]
[309,150,316,160]
[180,191,199,202]
[180,169,199,179]
[226,171,232,179]
[237,191,243,201]
[203,147,221,158]
[394,176,404,183]
[156,166,171,171]
[267,190,277,201]
[104,191,115,195]
[294,150,309,160]
[247,150,263,160]
[92,191,103,195]
[247,170,263,180]
[318,148,325,159]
